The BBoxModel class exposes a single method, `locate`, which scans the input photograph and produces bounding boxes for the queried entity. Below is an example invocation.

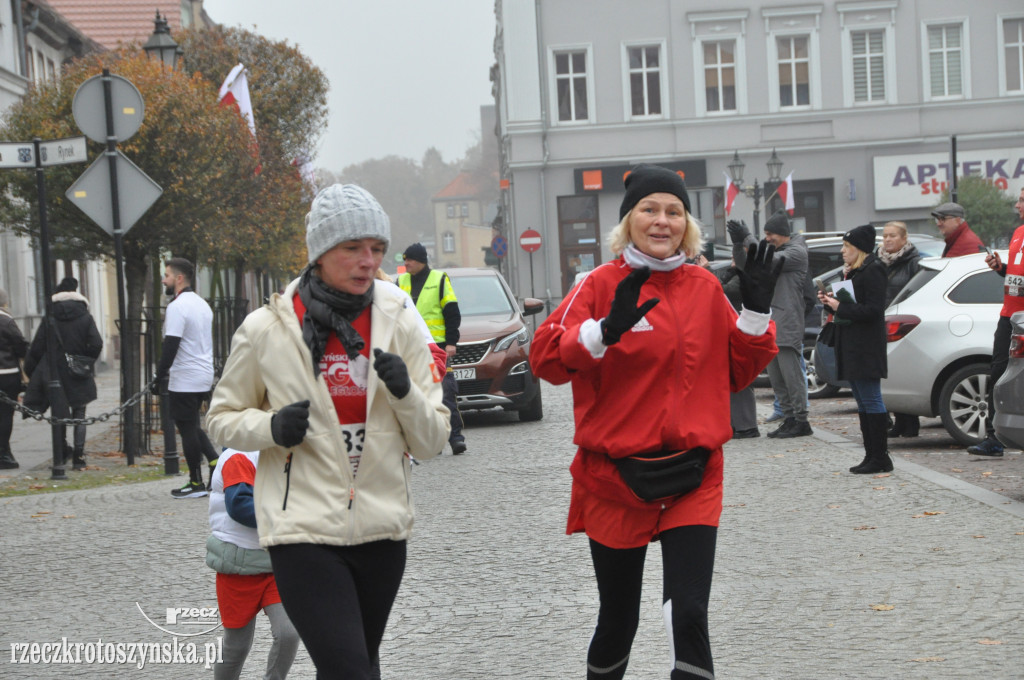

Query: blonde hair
[844,242,869,270]
[883,221,908,238]
[608,209,705,259]
[374,268,392,282]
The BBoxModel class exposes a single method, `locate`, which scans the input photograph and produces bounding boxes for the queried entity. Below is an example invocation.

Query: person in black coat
[877,221,922,438]
[0,287,28,469]
[818,225,892,474]
[24,278,103,470]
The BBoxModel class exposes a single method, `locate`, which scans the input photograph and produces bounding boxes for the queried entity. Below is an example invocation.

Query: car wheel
[805,345,840,399]
[938,363,991,446]
[517,388,543,422]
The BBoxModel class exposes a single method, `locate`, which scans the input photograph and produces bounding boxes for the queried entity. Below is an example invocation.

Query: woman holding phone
[817,224,891,474]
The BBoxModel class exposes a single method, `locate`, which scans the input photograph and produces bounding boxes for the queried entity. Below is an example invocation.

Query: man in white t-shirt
[156,258,218,498]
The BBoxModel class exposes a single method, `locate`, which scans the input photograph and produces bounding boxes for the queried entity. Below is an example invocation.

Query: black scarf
[297,266,374,374]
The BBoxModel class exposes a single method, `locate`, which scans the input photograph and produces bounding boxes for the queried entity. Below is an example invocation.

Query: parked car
[445,267,545,421]
[881,252,1004,445]
[993,310,1024,450]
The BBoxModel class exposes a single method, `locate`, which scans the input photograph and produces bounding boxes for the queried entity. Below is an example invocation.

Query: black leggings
[0,373,21,452]
[169,391,218,484]
[268,540,406,680]
[986,315,1012,439]
[587,525,717,680]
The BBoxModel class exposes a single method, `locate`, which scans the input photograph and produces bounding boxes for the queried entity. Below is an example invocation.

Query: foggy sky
[204,0,496,171]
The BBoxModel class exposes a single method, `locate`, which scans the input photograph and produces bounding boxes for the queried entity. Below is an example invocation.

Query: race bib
[339,422,367,476]
[1006,273,1024,298]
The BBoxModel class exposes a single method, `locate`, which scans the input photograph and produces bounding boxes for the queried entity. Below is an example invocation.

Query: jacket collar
[52,291,89,306]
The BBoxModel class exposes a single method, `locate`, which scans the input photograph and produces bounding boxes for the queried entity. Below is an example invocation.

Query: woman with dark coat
[24,278,103,470]
[0,287,28,469]
[818,225,892,474]
[877,221,922,437]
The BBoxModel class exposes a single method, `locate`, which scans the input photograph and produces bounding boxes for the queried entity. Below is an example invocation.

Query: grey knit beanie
[763,210,791,237]
[305,184,391,264]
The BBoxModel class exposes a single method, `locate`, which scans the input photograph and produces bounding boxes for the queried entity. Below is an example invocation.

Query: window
[703,41,736,112]
[25,47,33,81]
[688,10,748,116]
[851,30,885,102]
[446,204,455,218]
[442,232,455,253]
[551,48,592,123]
[460,203,469,218]
[625,44,663,118]
[927,24,964,98]
[777,36,810,107]
[1000,16,1024,95]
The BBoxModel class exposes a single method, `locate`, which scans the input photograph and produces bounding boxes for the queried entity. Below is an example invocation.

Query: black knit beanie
[56,277,78,293]
[403,242,428,264]
[843,224,876,254]
[619,164,692,219]
[763,210,791,237]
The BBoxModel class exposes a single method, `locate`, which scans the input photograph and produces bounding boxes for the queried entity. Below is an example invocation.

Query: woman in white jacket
[207,184,450,679]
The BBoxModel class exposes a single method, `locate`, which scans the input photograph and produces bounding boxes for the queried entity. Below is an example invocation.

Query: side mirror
[522,297,545,316]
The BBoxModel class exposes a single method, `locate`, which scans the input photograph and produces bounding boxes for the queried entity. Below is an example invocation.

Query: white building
[493,0,1024,299]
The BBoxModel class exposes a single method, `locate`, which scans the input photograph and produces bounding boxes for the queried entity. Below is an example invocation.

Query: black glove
[271,399,311,448]
[373,349,411,399]
[734,241,785,314]
[601,267,660,345]
[726,219,750,245]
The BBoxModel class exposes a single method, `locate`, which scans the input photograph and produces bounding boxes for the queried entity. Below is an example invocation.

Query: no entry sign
[519,229,542,253]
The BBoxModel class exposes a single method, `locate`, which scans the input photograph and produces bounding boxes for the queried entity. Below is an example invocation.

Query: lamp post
[143,10,181,475]
[728,149,784,238]
[142,11,183,69]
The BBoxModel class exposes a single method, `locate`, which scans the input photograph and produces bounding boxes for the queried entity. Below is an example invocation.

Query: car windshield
[449,276,515,316]
[891,269,938,305]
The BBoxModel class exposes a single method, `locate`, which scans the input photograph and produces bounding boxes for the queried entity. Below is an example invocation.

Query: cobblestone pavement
[1,380,1022,678]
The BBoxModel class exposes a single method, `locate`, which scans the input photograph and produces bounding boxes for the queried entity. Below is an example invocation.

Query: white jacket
[207,277,450,548]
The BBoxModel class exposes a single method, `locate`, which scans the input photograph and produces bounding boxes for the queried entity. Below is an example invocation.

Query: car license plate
[452,367,476,380]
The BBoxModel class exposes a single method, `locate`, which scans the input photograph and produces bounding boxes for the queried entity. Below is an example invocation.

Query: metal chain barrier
[0,381,156,427]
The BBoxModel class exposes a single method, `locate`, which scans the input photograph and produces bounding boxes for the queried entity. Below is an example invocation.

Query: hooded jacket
[941,221,985,258]
[206,277,450,549]
[833,255,888,381]
[878,243,922,307]
[24,292,102,410]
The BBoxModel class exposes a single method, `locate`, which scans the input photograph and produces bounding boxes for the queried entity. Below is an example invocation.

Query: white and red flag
[777,171,795,215]
[218,63,256,138]
[723,171,739,216]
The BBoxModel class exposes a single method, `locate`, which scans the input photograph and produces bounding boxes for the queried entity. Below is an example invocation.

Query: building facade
[493,0,1024,300]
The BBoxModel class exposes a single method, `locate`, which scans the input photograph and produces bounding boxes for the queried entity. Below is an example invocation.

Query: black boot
[887,413,906,437]
[72,446,86,471]
[902,414,920,438]
[849,413,872,473]
[0,446,18,470]
[852,413,893,474]
[62,441,73,465]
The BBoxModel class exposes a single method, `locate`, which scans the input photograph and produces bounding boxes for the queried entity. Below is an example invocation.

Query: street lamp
[142,11,183,69]
[727,149,785,237]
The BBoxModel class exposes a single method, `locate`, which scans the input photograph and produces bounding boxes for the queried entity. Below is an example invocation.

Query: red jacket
[530,259,777,530]
[941,221,985,258]
[1000,223,1024,318]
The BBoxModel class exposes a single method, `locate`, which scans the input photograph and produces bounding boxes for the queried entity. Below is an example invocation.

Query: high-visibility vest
[398,269,457,343]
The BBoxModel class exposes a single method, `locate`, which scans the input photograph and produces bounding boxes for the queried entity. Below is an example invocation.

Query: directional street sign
[0,142,35,169]
[38,136,88,167]
[72,74,145,144]
[65,150,162,236]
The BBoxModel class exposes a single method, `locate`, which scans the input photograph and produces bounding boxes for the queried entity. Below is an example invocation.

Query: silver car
[993,310,1024,449]
[881,252,1004,445]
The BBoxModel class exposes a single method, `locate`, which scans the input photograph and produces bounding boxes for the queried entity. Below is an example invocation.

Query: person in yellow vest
[399,243,466,454]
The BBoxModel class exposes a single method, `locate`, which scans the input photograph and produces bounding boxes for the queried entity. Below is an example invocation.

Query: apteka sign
[873,147,1024,211]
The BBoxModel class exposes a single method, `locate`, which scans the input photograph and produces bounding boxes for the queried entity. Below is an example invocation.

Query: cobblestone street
[1,380,1022,678]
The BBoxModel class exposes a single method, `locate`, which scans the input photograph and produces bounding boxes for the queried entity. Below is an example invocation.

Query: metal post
[752,178,762,238]
[33,138,67,480]
[528,251,535,300]
[102,68,137,466]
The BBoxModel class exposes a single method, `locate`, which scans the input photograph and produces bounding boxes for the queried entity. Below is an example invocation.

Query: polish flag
[778,171,795,215]
[218,63,256,138]
[723,171,739,216]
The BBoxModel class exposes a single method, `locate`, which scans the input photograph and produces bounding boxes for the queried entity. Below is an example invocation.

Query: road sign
[0,142,35,168]
[65,150,162,236]
[519,229,542,253]
[72,74,145,144]
[39,136,88,167]
[491,235,508,258]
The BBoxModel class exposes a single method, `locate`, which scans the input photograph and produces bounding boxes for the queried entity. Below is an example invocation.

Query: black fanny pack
[613,447,711,503]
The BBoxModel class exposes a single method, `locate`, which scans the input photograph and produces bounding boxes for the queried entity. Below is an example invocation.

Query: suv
[446,268,545,421]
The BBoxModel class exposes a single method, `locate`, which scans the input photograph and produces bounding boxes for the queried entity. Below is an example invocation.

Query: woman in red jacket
[530,165,780,680]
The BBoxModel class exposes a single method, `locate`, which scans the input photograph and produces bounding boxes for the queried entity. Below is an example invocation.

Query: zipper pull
[348,486,354,510]
[284,452,292,473]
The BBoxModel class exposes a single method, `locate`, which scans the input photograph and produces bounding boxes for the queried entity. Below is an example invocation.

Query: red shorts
[215,573,281,629]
